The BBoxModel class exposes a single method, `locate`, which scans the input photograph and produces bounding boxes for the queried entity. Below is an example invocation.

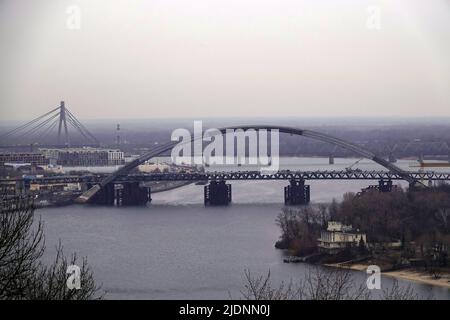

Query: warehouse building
[40,147,124,167]
[0,152,50,166]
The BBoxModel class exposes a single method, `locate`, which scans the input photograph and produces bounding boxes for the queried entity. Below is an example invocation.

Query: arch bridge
[72,125,424,206]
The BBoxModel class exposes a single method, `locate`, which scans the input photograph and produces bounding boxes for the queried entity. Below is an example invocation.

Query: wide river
[37,158,450,299]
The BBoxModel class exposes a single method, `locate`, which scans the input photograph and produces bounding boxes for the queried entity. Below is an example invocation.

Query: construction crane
[345,158,364,172]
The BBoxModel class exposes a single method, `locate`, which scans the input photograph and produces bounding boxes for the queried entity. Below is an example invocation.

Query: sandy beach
[325,263,450,289]
[384,269,450,289]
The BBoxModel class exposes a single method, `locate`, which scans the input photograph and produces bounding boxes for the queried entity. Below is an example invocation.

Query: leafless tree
[0,196,43,298]
[0,195,103,300]
[382,279,420,300]
[239,268,425,300]
[24,242,102,300]
[239,269,303,300]
[302,267,370,300]
[436,208,450,232]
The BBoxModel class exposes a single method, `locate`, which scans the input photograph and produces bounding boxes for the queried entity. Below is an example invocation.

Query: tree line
[275,184,450,273]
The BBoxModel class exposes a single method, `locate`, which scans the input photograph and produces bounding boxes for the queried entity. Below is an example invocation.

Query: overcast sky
[0,0,449,120]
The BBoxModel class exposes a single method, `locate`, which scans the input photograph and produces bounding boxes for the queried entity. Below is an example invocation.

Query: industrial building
[0,152,50,166]
[40,147,124,167]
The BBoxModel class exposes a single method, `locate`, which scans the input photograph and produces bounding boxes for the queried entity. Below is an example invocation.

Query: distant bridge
[3,169,448,206]
[0,101,99,148]
[5,106,447,207]
[3,170,450,185]
[77,125,420,205]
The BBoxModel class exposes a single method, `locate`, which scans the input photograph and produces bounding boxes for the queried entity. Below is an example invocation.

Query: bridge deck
[2,170,450,185]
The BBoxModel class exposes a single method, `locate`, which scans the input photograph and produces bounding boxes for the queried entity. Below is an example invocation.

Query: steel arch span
[76,125,416,203]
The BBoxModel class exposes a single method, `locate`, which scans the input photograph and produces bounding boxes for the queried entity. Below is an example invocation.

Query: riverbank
[34,181,193,208]
[385,269,450,288]
[325,262,450,289]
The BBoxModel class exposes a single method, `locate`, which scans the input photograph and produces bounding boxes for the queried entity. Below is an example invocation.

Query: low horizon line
[2,115,450,123]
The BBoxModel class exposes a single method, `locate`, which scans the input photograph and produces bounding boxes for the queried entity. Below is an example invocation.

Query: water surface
[37,158,450,299]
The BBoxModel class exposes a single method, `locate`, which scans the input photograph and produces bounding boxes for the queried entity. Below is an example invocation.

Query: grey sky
[0,0,449,120]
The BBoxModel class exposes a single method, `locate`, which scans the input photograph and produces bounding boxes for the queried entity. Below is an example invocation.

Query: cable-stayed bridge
[0,101,99,148]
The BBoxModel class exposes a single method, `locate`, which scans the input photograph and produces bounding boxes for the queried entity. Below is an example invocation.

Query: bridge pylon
[57,101,70,146]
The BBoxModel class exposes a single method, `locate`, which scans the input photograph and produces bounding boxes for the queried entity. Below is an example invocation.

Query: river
[36,158,450,299]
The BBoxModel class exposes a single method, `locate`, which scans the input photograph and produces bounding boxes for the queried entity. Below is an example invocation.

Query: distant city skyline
[1,0,450,120]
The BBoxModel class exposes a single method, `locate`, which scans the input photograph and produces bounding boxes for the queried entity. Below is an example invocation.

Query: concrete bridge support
[89,183,115,206]
[329,154,335,165]
[120,182,151,206]
[204,180,231,206]
[362,179,394,193]
[378,179,393,192]
[284,179,310,205]
[388,153,397,163]
[87,182,150,206]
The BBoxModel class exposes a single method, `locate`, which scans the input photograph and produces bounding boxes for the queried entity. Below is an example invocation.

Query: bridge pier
[87,182,150,206]
[329,154,334,165]
[388,153,397,163]
[119,182,151,206]
[378,179,393,192]
[284,179,310,205]
[204,180,231,206]
[362,179,394,194]
[89,183,115,206]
